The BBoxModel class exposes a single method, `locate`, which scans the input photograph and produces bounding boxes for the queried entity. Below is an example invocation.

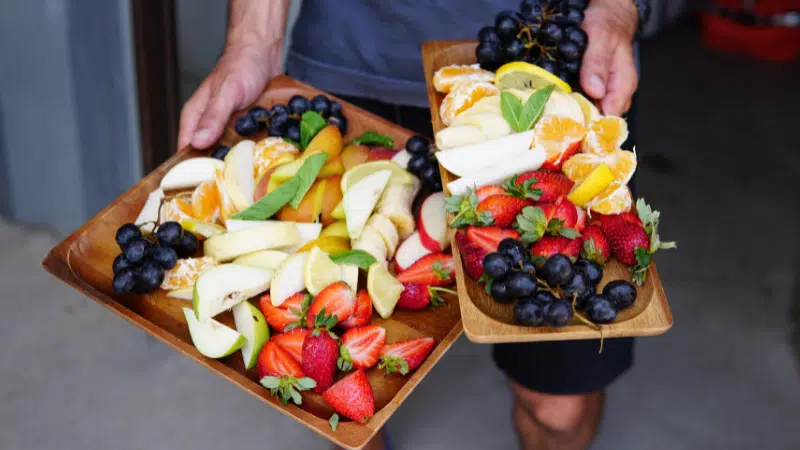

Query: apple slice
[160,158,224,191]
[232,301,270,369]
[233,250,289,270]
[270,252,309,306]
[192,264,273,323]
[366,213,399,258]
[183,307,246,358]
[377,177,421,240]
[135,188,164,234]
[435,130,535,178]
[223,140,256,210]
[343,170,391,239]
[418,192,449,252]
[203,222,301,262]
[225,219,321,250]
[434,124,486,150]
[352,225,388,265]
[390,150,412,169]
[394,232,432,271]
[320,220,349,239]
[447,147,546,196]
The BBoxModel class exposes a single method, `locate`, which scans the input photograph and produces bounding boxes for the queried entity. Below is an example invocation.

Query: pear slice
[203,222,300,262]
[434,124,486,150]
[135,188,164,234]
[446,147,546,196]
[343,170,391,239]
[366,213,399,258]
[167,287,194,300]
[435,130,535,178]
[270,252,309,306]
[161,158,224,191]
[232,302,270,369]
[183,307,246,359]
[225,220,321,253]
[233,250,289,270]
[223,140,256,210]
[452,112,512,140]
[192,264,273,323]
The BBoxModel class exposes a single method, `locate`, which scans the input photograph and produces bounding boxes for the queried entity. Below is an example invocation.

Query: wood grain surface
[421,40,673,344]
[42,75,464,450]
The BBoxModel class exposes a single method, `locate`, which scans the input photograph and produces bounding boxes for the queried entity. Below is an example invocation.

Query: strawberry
[397,282,456,310]
[530,236,582,261]
[301,329,339,393]
[474,185,505,202]
[339,290,372,329]
[515,202,580,245]
[395,253,455,286]
[539,197,579,229]
[322,369,375,424]
[306,281,356,328]
[257,342,316,405]
[590,211,641,232]
[476,195,533,227]
[516,169,574,203]
[605,221,649,267]
[455,230,486,279]
[259,293,309,333]
[574,205,587,232]
[271,328,309,363]
[379,337,435,375]
[541,141,581,171]
[338,325,387,371]
[580,225,610,264]
[466,226,520,253]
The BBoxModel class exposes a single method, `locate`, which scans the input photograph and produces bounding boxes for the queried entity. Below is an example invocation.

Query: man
[178,1,646,449]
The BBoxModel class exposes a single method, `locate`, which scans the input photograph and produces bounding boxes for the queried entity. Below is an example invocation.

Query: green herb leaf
[232,177,299,220]
[500,91,525,132]
[289,152,328,208]
[515,206,547,244]
[329,414,340,431]
[349,131,394,148]
[518,85,554,131]
[300,111,327,149]
[283,138,300,148]
[329,250,377,269]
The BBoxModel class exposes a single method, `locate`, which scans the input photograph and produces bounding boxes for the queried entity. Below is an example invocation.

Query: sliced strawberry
[270,328,309,363]
[395,253,455,286]
[259,293,309,333]
[302,331,339,393]
[516,169,575,203]
[257,342,316,406]
[338,290,372,329]
[574,205,587,232]
[322,369,375,424]
[396,282,455,310]
[540,141,581,171]
[474,185,505,202]
[466,226,520,254]
[455,230,486,279]
[306,281,356,328]
[379,337,435,375]
[581,225,610,264]
[531,236,582,261]
[338,325,387,371]
[476,195,533,228]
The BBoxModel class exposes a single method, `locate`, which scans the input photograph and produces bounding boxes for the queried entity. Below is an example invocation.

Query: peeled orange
[433,64,494,94]
[161,197,194,223]
[213,167,238,222]
[586,183,632,215]
[253,137,299,181]
[440,81,499,126]
[531,116,587,170]
[190,180,221,223]
[562,149,637,186]
[160,256,218,290]
[582,116,628,155]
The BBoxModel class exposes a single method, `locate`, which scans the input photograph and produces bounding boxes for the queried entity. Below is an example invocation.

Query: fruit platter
[42,76,464,450]
[421,5,675,343]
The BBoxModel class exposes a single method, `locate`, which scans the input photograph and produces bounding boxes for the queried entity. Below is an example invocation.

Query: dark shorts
[336,93,637,396]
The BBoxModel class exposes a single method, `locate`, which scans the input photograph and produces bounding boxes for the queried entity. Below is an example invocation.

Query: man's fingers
[191,77,245,149]
[177,82,211,150]
[579,25,615,100]
[601,44,637,116]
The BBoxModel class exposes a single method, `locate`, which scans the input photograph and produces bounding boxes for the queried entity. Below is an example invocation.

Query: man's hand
[579,0,639,116]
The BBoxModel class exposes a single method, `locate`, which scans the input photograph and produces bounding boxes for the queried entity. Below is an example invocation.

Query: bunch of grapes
[404,136,442,192]
[111,221,199,294]
[235,94,347,141]
[476,0,589,87]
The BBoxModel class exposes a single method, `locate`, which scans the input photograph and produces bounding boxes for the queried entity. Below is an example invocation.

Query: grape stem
[570,293,605,354]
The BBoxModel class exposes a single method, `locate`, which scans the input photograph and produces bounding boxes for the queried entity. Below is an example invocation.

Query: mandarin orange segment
[433,64,495,94]
[562,150,637,185]
[586,183,632,215]
[582,116,628,154]
[160,256,218,290]
[161,197,194,223]
[254,137,299,180]
[531,116,587,161]
[439,81,500,126]
[190,180,221,223]
[213,167,238,222]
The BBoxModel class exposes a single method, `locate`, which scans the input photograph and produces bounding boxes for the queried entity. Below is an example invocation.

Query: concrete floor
[3,27,799,450]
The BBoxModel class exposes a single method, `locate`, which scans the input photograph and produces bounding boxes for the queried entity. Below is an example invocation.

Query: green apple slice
[232,302,270,369]
[233,250,289,270]
[183,307,246,358]
[270,252,309,306]
[160,157,224,191]
[193,264,273,322]
[135,188,164,234]
[343,170,391,239]
[203,222,300,262]
[223,140,256,210]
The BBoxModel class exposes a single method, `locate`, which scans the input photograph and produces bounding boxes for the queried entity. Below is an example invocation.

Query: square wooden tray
[42,75,464,450]
[421,40,673,344]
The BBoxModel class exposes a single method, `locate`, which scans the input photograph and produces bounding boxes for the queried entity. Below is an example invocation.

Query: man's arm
[178,0,290,150]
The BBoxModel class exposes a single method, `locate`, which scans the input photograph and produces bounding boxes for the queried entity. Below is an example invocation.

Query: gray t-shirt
[286,0,511,107]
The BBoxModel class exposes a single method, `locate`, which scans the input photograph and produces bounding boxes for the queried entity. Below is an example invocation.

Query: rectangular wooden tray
[421,40,673,344]
[42,75,464,450]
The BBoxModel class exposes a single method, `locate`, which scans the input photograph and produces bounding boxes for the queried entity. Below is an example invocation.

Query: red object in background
[700,1,800,61]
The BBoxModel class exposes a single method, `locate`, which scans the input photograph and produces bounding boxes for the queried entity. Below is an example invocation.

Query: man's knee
[512,382,602,433]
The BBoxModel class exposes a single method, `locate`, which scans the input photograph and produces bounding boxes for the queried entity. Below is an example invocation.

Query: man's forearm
[226,0,290,48]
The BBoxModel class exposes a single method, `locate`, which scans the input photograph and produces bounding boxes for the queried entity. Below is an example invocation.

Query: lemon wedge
[366,263,403,319]
[567,163,614,206]
[341,161,413,193]
[297,236,350,254]
[304,247,342,296]
[494,61,572,93]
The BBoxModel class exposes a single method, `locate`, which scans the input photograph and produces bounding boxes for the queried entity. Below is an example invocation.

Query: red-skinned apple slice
[417,192,449,252]
[394,232,432,271]
[367,147,397,161]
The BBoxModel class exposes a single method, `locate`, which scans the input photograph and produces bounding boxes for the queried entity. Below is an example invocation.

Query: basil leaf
[500,91,524,132]
[283,138,300,148]
[289,152,328,208]
[300,111,327,149]
[518,85,554,131]
[232,178,299,220]
[329,250,377,269]
[349,131,394,148]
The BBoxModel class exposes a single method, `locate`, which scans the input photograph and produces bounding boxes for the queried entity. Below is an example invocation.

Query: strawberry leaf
[379,355,410,376]
[631,247,652,285]
[337,344,353,372]
[432,261,451,281]
[289,387,302,405]
[329,414,340,431]
[530,255,547,267]
[259,376,280,389]
[515,206,547,244]
[296,377,317,390]
[429,287,456,306]
[558,227,581,239]
[447,190,494,228]
[502,175,542,201]
[582,238,606,264]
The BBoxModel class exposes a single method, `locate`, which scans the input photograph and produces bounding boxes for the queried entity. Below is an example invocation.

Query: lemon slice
[298,236,350,254]
[341,161,413,193]
[180,219,226,238]
[495,61,572,93]
[367,263,404,319]
[304,247,342,296]
[567,164,614,206]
